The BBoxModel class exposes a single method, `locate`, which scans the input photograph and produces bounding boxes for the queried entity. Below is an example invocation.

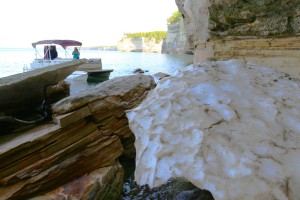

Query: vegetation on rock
[208,0,300,36]
[121,31,167,43]
[119,10,183,44]
[167,11,182,24]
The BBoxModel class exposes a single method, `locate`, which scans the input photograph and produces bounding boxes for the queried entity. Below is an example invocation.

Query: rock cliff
[176,0,300,70]
[117,38,163,53]
[117,18,191,54]
[161,18,192,54]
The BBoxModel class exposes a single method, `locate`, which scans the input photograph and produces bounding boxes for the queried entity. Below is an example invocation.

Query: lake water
[0,48,194,94]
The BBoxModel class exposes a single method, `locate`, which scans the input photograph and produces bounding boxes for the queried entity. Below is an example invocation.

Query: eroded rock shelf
[0,75,155,199]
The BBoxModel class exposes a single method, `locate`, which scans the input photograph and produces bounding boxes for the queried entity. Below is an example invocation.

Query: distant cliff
[117,32,166,53]
[117,23,191,54]
[161,18,192,54]
[117,38,163,53]
[81,46,117,51]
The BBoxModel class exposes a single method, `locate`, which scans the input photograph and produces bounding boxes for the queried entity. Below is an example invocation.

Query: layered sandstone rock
[176,0,300,70]
[127,60,300,200]
[31,161,124,200]
[0,74,155,199]
[52,74,156,158]
[0,120,123,200]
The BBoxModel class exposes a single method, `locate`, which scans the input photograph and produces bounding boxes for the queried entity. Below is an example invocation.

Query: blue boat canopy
[32,40,82,49]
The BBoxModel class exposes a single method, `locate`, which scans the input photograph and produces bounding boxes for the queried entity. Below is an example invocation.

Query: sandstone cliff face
[117,19,191,54]
[117,38,163,53]
[162,18,192,54]
[176,0,300,69]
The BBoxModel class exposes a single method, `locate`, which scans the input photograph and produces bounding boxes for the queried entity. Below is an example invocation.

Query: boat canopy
[32,40,82,49]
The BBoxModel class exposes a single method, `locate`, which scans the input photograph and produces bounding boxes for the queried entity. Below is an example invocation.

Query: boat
[0,40,113,134]
[28,39,113,77]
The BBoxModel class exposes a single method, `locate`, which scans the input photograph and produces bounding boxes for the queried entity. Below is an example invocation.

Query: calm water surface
[0,48,194,94]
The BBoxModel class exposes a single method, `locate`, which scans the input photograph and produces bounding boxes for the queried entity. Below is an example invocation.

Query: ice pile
[126,60,300,200]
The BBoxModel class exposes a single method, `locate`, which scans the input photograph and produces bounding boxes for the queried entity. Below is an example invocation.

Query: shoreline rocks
[0,60,85,115]
[0,74,156,199]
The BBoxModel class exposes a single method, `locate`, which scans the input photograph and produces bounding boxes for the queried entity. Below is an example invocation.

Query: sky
[0,0,178,48]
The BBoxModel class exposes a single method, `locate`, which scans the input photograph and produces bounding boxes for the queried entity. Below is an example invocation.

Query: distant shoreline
[0,46,118,51]
[81,46,117,51]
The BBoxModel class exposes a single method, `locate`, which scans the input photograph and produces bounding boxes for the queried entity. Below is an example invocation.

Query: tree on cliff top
[167,11,182,24]
[122,31,167,43]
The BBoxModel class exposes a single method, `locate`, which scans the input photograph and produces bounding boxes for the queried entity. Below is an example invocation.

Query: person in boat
[49,46,58,60]
[72,47,80,59]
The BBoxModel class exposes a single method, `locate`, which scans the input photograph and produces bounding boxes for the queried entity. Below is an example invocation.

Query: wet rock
[122,175,214,200]
[134,68,148,74]
[153,72,170,82]
[174,188,214,200]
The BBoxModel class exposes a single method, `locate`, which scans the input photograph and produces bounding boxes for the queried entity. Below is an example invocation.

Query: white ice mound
[126,60,300,200]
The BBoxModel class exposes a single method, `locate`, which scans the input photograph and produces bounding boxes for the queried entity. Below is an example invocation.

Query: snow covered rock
[126,59,300,200]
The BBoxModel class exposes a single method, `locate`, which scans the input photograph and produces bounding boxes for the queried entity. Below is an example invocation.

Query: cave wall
[176,0,300,68]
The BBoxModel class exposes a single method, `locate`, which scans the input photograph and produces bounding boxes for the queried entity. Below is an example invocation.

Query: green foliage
[167,11,182,24]
[123,31,167,43]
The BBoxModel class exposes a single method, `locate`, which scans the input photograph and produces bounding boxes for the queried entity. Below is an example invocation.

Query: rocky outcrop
[0,59,86,115]
[117,38,163,53]
[117,38,143,52]
[52,74,156,158]
[127,59,300,200]
[162,18,192,54]
[0,117,123,200]
[176,0,300,69]
[31,161,124,200]
[117,20,191,55]
[0,74,156,199]
[123,176,213,200]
